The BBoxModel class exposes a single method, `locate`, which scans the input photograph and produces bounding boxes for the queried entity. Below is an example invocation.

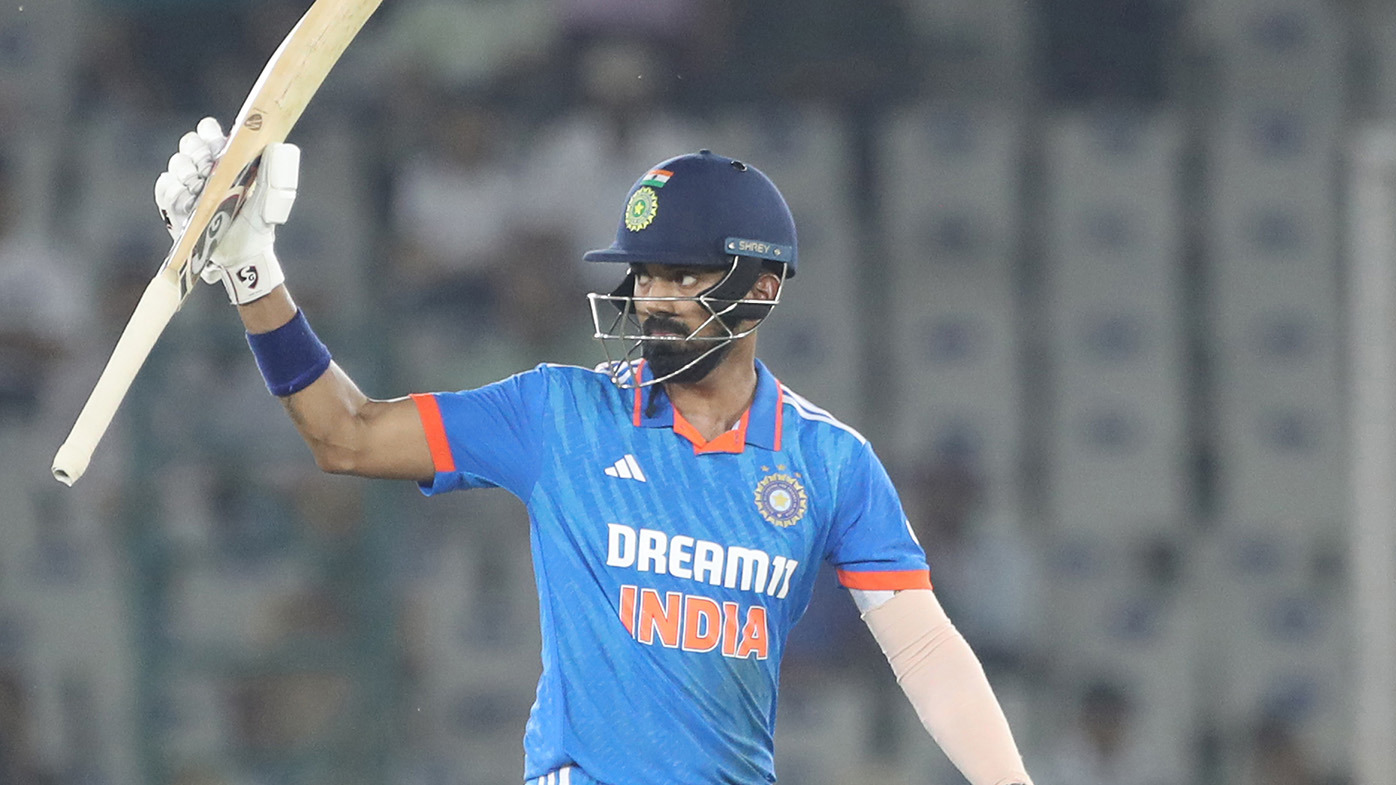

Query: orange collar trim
[626,359,784,453]
[672,407,751,454]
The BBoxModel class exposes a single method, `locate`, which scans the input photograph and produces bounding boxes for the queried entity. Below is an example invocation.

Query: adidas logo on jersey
[604,454,647,482]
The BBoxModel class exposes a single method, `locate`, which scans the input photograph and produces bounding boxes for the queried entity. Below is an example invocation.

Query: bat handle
[52,276,183,486]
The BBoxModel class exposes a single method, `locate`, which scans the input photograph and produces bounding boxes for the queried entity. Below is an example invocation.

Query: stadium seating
[1042,110,1188,536]
[880,104,1026,521]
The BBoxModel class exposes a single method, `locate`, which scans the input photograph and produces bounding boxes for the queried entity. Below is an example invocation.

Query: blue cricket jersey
[413,359,931,785]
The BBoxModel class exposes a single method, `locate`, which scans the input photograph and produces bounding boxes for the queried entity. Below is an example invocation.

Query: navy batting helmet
[584,150,798,388]
[583,149,798,275]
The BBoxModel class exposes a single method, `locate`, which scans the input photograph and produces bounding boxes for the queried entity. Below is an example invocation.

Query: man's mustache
[641,316,692,337]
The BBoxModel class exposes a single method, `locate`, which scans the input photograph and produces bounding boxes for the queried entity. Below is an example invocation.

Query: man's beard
[640,315,734,385]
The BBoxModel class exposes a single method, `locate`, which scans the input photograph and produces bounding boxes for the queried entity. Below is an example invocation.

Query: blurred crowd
[1,0,1388,784]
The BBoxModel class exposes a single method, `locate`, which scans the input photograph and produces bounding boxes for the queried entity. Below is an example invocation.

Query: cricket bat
[51,0,383,486]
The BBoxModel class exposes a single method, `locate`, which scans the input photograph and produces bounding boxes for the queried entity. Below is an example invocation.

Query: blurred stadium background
[3,0,1396,783]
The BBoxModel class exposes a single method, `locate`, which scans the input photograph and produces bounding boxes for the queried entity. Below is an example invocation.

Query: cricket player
[155,118,1035,785]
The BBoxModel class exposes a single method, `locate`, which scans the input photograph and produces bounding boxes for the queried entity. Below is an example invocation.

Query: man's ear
[750,270,783,302]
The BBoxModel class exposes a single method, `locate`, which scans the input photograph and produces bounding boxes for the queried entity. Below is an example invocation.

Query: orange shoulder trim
[411,393,456,473]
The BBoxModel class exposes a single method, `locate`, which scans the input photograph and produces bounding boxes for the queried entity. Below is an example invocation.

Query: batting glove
[153,116,299,305]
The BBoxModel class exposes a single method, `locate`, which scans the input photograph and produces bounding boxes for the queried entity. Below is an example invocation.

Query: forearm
[237,286,371,472]
[862,590,1033,785]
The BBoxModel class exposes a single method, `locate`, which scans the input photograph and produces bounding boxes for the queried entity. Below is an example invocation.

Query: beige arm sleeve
[862,589,1033,785]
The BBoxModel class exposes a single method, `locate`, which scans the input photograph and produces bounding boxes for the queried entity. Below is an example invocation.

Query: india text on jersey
[617,586,770,659]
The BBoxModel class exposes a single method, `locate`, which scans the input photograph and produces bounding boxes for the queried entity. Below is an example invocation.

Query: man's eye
[634,274,652,286]
[680,274,698,287]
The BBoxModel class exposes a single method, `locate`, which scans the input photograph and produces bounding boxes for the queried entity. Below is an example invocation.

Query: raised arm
[157,118,433,481]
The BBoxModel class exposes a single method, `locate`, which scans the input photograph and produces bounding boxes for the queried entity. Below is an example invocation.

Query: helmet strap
[644,382,666,419]
[608,272,637,312]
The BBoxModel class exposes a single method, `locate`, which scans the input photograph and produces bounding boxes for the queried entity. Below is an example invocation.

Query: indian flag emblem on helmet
[755,470,808,528]
[640,168,673,188]
[625,186,659,232]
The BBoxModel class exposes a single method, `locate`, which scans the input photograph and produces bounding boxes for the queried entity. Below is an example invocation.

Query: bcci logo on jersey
[754,470,808,528]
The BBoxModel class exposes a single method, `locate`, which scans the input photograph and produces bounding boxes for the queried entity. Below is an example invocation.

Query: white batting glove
[153,117,299,305]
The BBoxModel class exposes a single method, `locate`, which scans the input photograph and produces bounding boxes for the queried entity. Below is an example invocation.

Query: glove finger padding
[195,116,227,153]
[166,151,204,188]
[154,117,228,237]
[177,131,215,173]
[154,171,194,237]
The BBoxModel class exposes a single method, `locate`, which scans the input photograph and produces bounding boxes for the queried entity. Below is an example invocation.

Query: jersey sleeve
[826,441,933,591]
[412,365,550,500]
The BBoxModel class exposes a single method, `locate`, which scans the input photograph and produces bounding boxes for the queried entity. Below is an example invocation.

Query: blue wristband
[246,310,333,397]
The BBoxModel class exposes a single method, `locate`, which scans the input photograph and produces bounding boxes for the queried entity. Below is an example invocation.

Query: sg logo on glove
[237,266,259,287]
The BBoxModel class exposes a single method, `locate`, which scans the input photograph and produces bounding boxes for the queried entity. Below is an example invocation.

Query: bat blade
[51,0,383,486]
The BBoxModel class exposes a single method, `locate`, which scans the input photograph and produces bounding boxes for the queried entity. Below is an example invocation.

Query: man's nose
[636,302,678,322]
